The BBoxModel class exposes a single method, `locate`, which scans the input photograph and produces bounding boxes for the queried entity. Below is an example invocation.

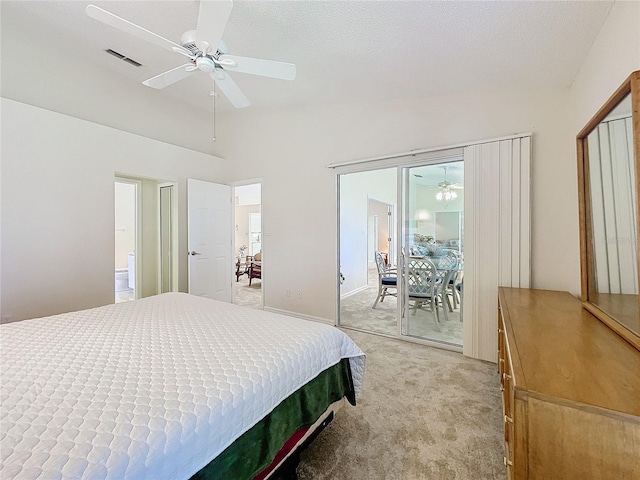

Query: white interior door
[187,179,232,301]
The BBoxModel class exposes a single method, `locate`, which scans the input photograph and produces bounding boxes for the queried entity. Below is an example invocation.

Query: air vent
[122,57,142,67]
[105,49,142,67]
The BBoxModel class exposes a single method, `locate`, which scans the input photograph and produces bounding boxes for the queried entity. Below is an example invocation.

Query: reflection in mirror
[586,92,639,336]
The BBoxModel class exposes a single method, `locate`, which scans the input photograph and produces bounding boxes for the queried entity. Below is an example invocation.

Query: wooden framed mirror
[577,70,640,351]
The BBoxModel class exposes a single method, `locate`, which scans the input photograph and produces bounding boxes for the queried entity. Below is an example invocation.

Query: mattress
[0,293,366,479]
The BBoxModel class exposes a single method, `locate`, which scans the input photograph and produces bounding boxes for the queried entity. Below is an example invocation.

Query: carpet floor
[296,329,505,480]
[234,275,262,309]
[340,266,464,346]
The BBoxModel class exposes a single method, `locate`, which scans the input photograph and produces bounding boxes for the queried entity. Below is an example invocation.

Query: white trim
[339,326,463,354]
[263,307,334,325]
[335,173,342,328]
[230,179,264,309]
[340,284,370,300]
[157,182,178,294]
[326,132,533,169]
[115,176,142,300]
[229,177,264,188]
[332,149,464,175]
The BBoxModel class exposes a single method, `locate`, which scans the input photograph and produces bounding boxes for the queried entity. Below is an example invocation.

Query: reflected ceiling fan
[86,1,296,110]
[435,166,462,201]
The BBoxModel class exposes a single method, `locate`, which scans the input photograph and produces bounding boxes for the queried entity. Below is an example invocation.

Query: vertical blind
[463,136,531,362]
[588,116,638,295]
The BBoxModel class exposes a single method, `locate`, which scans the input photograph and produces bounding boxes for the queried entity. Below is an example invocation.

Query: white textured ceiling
[1,0,613,113]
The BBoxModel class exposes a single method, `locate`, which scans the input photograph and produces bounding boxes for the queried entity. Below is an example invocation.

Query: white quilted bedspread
[0,293,366,479]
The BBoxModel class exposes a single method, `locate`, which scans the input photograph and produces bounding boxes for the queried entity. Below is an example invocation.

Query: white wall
[0,15,216,156]
[339,169,397,299]
[216,88,572,321]
[215,1,639,323]
[2,1,637,328]
[414,184,464,241]
[570,1,640,130]
[1,99,226,322]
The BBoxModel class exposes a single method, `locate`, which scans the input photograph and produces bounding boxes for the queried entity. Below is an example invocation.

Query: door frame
[398,158,463,343]
[230,178,263,307]
[367,197,395,284]
[157,182,178,293]
[334,134,531,361]
[114,176,142,301]
[335,152,465,354]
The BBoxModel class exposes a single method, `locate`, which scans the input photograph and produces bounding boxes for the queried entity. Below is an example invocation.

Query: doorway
[368,199,394,285]
[233,183,263,308]
[114,179,139,303]
[115,175,178,303]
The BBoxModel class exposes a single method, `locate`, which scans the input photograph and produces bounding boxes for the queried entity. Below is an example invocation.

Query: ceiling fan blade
[210,71,250,108]
[86,5,185,55]
[143,64,195,89]
[196,0,233,53]
[218,55,297,80]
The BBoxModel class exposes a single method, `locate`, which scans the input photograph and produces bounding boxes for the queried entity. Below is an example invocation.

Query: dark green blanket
[191,358,356,480]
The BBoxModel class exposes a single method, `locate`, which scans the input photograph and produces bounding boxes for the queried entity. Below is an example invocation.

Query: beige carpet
[234,275,262,308]
[297,330,505,480]
[340,266,464,346]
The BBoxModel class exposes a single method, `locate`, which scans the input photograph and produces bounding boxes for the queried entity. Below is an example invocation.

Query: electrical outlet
[285,289,290,297]
[296,290,302,299]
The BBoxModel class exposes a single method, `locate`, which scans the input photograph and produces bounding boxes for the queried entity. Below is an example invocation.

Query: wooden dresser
[497,287,640,480]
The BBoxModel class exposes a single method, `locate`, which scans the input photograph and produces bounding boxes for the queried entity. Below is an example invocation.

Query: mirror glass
[586,92,639,336]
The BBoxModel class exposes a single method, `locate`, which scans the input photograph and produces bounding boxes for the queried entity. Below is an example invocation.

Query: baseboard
[263,307,335,325]
[340,285,370,300]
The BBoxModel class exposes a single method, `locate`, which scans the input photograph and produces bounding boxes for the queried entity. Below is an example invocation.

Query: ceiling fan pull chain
[211,83,216,142]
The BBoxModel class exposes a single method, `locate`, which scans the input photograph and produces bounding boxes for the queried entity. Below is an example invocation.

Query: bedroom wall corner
[570,0,640,131]
[0,98,227,322]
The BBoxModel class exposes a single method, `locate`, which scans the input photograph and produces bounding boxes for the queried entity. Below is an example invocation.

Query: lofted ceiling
[1,0,614,115]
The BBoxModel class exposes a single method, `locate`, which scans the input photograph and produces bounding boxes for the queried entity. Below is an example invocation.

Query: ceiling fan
[85,1,296,109]
[436,166,462,201]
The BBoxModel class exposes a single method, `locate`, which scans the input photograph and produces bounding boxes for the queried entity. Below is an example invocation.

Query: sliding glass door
[338,168,398,336]
[400,162,464,347]
[337,158,464,349]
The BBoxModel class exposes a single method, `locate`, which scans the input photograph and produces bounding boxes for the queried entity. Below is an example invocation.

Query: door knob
[189,251,201,256]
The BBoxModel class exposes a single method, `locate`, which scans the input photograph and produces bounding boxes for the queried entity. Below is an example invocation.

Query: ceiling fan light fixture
[196,56,216,73]
[436,188,457,202]
[435,165,459,202]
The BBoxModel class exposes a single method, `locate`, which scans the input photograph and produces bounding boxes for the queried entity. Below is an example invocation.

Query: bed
[0,293,366,479]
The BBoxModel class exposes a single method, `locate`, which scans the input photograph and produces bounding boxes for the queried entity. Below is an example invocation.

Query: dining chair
[372,251,397,308]
[406,257,447,322]
[438,249,462,311]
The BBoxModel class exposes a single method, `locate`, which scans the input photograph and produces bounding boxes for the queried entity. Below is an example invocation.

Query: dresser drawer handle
[504,414,513,424]
[504,457,513,467]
